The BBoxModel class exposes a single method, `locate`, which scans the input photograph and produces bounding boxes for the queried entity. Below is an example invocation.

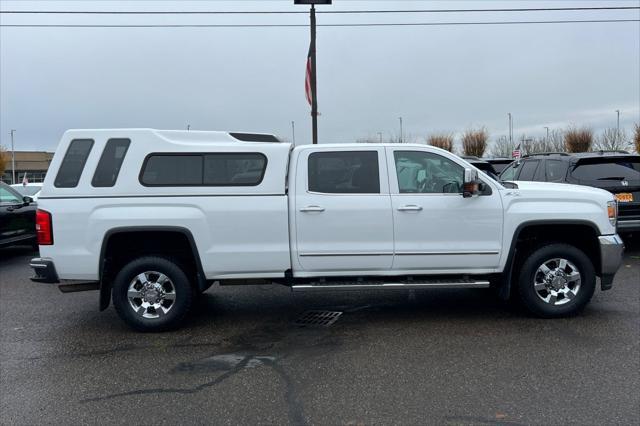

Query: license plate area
[615,193,633,203]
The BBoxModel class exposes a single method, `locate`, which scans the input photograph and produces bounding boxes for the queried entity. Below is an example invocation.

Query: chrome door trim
[299,252,394,257]
[395,250,499,256]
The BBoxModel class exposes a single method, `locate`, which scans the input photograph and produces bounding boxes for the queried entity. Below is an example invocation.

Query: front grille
[618,202,640,219]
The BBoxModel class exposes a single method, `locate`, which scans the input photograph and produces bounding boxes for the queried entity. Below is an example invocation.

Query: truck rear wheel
[516,243,595,318]
[112,256,194,331]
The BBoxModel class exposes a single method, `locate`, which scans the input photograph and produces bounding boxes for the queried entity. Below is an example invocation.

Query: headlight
[607,200,618,227]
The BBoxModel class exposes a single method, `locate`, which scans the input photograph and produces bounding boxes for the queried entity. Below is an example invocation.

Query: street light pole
[378,132,383,143]
[508,113,512,146]
[399,117,403,143]
[10,129,16,185]
[615,109,620,141]
[291,121,296,144]
[544,126,549,142]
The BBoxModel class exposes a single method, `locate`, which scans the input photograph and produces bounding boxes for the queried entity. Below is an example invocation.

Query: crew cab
[30,129,625,331]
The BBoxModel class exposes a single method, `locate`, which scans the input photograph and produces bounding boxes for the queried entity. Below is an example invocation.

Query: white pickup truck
[30,129,624,331]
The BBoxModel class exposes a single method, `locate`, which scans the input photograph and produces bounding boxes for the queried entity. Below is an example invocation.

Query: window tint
[140,155,203,186]
[140,153,267,186]
[54,139,94,188]
[92,138,131,187]
[499,162,519,181]
[571,159,640,182]
[545,160,567,182]
[0,185,21,204]
[518,160,539,181]
[203,153,267,186]
[394,151,463,193]
[308,151,379,194]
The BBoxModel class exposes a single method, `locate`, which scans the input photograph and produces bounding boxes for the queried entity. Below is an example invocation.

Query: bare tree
[461,127,489,157]
[635,124,640,154]
[488,135,515,158]
[427,133,454,152]
[594,128,630,152]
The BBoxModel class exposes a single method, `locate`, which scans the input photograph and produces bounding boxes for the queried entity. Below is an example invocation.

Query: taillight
[36,209,53,245]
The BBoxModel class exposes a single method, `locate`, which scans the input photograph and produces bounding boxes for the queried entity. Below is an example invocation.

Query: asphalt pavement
[1,240,639,425]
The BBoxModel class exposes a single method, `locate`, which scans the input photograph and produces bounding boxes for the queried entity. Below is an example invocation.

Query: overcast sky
[1,0,639,151]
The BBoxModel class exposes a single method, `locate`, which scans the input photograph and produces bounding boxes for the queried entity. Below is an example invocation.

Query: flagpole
[310,4,318,144]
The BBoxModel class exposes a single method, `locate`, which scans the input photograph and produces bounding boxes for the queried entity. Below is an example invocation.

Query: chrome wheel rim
[534,258,581,306]
[127,271,176,319]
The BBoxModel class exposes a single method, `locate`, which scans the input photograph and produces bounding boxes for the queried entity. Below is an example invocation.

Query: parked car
[486,158,514,174]
[30,129,624,331]
[461,156,499,180]
[11,182,43,201]
[500,152,640,233]
[0,182,37,249]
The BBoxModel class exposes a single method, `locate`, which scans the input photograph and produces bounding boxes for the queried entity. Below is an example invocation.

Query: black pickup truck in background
[0,182,37,249]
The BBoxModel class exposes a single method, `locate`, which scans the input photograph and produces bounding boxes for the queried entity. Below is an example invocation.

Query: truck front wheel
[112,256,194,331]
[516,243,596,318]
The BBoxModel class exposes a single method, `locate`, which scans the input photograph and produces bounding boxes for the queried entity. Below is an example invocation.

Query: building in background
[1,151,54,184]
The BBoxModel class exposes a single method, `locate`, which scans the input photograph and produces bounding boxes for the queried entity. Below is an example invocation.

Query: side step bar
[291,279,490,292]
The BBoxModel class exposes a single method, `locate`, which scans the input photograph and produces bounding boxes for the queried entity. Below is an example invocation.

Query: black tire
[112,256,194,332]
[516,243,596,318]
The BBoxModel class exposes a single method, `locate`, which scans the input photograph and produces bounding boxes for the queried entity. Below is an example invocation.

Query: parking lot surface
[1,241,639,425]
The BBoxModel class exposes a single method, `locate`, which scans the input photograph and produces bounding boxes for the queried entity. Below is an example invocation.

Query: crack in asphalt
[80,354,307,426]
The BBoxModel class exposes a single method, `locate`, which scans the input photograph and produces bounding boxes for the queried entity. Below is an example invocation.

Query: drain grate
[294,310,342,327]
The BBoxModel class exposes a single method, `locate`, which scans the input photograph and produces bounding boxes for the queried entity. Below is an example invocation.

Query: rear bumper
[598,234,624,291]
[30,257,59,283]
[617,219,640,232]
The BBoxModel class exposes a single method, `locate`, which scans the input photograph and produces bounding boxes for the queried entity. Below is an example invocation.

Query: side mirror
[23,196,34,205]
[463,168,481,198]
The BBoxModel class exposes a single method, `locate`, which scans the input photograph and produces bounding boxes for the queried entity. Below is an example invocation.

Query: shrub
[461,127,489,157]
[428,133,454,152]
[0,145,7,177]
[564,127,593,153]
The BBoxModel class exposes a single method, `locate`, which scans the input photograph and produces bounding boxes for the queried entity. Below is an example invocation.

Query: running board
[291,278,490,292]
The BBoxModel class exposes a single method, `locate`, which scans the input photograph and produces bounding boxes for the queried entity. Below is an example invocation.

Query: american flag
[512,144,522,159]
[22,173,29,185]
[305,44,312,106]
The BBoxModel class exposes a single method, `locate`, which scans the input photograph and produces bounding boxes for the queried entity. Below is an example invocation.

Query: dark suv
[500,151,640,233]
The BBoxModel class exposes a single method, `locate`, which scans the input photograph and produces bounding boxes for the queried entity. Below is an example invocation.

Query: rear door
[387,148,503,272]
[293,147,394,273]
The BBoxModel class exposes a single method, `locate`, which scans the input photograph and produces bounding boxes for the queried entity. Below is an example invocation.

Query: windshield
[571,158,640,182]
[12,185,41,196]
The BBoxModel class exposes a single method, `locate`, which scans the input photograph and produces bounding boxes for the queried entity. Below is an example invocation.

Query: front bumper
[598,234,624,291]
[30,257,59,283]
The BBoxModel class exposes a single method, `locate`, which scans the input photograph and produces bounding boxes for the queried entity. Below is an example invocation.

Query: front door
[294,147,394,273]
[387,148,503,273]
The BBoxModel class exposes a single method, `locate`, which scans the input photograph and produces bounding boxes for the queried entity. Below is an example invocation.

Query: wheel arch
[498,219,601,300]
[98,226,207,311]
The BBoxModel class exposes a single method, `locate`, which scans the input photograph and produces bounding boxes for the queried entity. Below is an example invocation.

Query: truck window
[54,139,94,188]
[203,153,267,186]
[141,154,203,186]
[308,151,379,194]
[393,151,463,193]
[92,138,131,187]
[140,153,267,186]
[518,160,539,181]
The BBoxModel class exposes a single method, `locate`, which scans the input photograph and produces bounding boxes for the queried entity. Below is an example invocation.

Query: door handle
[300,205,325,212]
[397,205,423,211]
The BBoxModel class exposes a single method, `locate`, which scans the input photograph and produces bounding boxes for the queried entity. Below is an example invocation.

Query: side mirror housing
[463,168,481,198]
[23,196,34,205]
